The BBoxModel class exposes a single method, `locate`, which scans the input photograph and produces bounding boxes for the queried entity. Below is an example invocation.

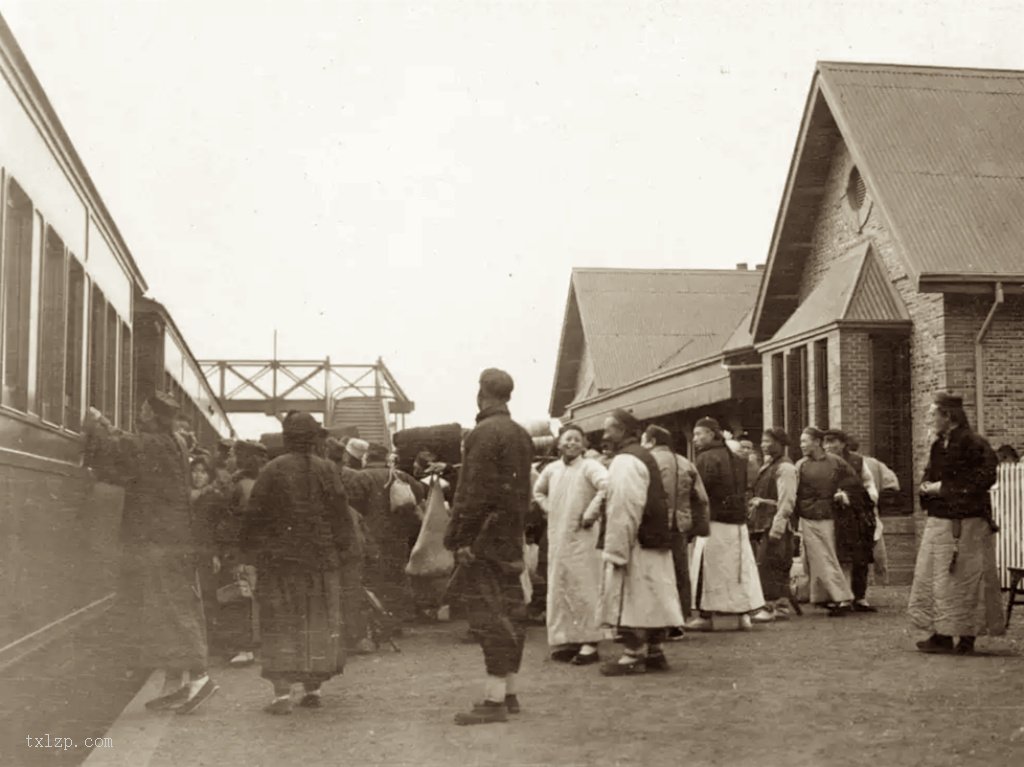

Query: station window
[814,338,829,429]
[770,353,785,427]
[39,226,68,424]
[2,179,33,412]
[64,260,85,429]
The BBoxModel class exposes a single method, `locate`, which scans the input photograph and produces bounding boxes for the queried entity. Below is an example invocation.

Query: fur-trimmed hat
[147,391,180,419]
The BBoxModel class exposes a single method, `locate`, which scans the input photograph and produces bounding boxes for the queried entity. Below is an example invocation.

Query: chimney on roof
[736,262,748,271]
[755,264,765,271]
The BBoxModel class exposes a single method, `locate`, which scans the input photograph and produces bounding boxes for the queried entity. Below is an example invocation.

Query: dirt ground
[113,586,1024,767]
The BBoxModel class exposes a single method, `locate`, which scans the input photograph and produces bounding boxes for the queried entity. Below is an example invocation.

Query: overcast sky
[4,0,1023,438]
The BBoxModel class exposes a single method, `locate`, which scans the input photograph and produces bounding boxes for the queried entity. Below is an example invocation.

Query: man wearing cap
[909,392,1004,654]
[240,412,356,713]
[687,417,765,631]
[344,438,370,469]
[793,427,859,616]
[444,368,533,724]
[822,429,879,612]
[84,392,219,714]
[748,427,798,621]
[596,409,682,675]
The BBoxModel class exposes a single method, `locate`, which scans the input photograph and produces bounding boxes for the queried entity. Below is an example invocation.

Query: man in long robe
[240,412,356,714]
[909,391,1004,654]
[687,417,765,631]
[533,425,608,664]
[641,425,709,625]
[794,427,859,616]
[84,392,219,714]
[444,369,533,725]
[823,429,880,612]
[749,427,798,621]
[597,410,683,675]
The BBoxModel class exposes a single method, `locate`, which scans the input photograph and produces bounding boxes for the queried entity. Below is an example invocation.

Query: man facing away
[909,391,1004,654]
[640,424,709,626]
[84,392,218,714]
[597,410,683,676]
[444,368,533,725]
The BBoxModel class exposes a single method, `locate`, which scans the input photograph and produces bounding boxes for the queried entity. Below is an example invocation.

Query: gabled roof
[549,267,762,416]
[752,61,1024,342]
[764,244,909,347]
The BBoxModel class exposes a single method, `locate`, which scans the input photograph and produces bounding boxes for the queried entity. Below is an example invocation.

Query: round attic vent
[847,166,867,211]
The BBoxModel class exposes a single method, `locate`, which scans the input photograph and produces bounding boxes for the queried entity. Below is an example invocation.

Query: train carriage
[0,14,231,673]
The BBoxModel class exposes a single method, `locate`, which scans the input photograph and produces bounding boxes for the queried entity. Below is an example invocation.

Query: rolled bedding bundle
[392,423,463,474]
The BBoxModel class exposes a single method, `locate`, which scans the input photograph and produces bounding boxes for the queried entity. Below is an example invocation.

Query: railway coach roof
[0,14,148,292]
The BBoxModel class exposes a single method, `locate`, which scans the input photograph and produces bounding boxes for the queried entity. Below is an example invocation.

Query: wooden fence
[991,462,1024,589]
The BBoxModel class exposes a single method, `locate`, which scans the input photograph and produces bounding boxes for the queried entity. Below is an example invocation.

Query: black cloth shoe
[299,693,323,708]
[852,601,878,613]
[454,700,508,726]
[549,647,579,663]
[955,636,976,655]
[175,678,219,715]
[827,604,849,618]
[600,658,646,676]
[144,686,189,711]
[263,697,292,715]
[504,694,520,714]
[645,652,669,672]
[570,651,600,666]
[916,634,954,654]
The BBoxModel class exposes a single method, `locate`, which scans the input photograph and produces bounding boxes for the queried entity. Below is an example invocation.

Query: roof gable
[549,268,762,416]
[818,62,1024,282]
[765,244,909,345]
[752,61,1024,343]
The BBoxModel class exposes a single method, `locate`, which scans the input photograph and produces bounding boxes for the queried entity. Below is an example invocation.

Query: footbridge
[198,357,414,444]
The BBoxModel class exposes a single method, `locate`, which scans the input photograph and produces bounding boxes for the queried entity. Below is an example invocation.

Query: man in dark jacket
[84,393,218,714]
[909,392,1004,654]
[360,443,425,622]
[444,368,533,725]
[687,417,764,631]
[823,429,879,612]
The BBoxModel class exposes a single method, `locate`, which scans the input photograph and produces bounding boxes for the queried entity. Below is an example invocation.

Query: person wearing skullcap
[747,427,798,622]
[793,426,860,616]
[239,412,356,713]
[595,409,682,675]
[83,392,219,714]
[822,430,880,612]
[532,423,609,664]
[444,368,533,724]
[686,416,764,631]
[909,391,1003,654]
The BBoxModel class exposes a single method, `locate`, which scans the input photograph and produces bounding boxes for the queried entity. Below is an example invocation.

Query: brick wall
[944,293,1024,451]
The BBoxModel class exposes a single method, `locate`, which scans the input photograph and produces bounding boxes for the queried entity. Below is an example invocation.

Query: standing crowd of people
[83,377,1007,724]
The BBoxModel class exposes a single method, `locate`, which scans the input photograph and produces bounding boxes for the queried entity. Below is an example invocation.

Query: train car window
[119,321,132,430]
[2,179,34,412]
[88,285,107,418]
[105,304,117,420]
[65,258,85,430]
[39,226,68,424]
